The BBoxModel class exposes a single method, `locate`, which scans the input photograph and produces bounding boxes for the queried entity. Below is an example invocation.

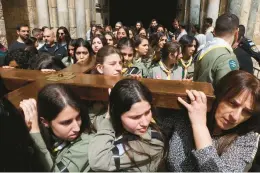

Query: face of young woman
[136,39,149,56]
[157,27,164,33]
[49,106,81,141]
[139,29,146,37]
[105,34,114,46]
[68,45,75,57]
[120,46,134,64]
[184,40,196,57]
[169,49,183,64]
[215,90,253,131]
[75,46,90,64]
[97,53,122,76]
[117,28,127,40]
[58,29,65,41]
[158,36,167,49]
[136,23,141,30]
[121,101,152,135]
[129,30,133,39]
[92,37,103,54]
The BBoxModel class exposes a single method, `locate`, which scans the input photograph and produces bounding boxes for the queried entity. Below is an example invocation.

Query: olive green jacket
[30,132,92,172]
[88,118,164,172]
[193,38,239,88]
[133,57,153,78]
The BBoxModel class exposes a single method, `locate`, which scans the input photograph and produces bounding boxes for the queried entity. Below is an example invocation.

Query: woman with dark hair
[4,48,34,69]
[89,78,165,172]
[91,35,107,54]
[56,26,71,48]
[178,35,199,79]
[135,21,143,33]
[138,27,147,37]
[61,39,77,67]
[149,32,168,63]
[104,32,116,46]
[168,70,260,171]
[20,84,93,172]
[104,25,112,32]
[148,42,183,80]
[74,38,94,65]
[117,26,129,41]
[133,35,152,78]
[33,52,66,71]
[117,37,135,69]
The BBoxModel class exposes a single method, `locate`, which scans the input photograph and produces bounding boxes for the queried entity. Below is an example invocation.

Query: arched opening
[109,0,178,30]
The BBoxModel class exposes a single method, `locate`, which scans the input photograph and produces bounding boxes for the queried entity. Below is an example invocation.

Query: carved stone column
[35,0,50,27]
[0,0,7,47]
[219,0,228,15]
[199,0,208,32]
[75,0,86,38]
[27,0,37,31]
[253,2,260,44]
[247,0,260,39]
[68,0,76,38]
[85,0,91,31]
[190,0,201,25]
[57,0,69,28]
[228,0,243,17]
[206,0,220,26]
[239,0,252,27]
[48,0,58,29]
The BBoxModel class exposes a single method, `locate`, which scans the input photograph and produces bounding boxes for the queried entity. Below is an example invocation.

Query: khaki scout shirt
[30,132,93,172]
[148,60,182,80]
[193,38,239,88]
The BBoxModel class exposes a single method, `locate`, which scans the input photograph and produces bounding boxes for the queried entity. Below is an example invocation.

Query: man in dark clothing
[234,47,253,74]
[9,24,30,51]
[169,18,181,41]
[147,19,158,38]
[237,25,260,65]
[39,29,67,60]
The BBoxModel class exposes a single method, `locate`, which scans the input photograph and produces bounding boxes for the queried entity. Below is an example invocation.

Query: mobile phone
[125,67,141,75]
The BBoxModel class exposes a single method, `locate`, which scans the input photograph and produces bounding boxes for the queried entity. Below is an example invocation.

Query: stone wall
[0,0,7,47]
[1,0,29,47]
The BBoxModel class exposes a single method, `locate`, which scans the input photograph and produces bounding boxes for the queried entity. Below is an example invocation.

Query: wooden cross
[0,60,215,111]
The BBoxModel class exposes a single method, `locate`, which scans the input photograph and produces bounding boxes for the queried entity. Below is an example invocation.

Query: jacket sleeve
[88,118,123,171]
[191,132,260,172]
[30,132,91,172]
[212,53,239,87]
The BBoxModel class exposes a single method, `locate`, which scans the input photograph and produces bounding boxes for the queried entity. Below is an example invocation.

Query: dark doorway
[109,0,178,30]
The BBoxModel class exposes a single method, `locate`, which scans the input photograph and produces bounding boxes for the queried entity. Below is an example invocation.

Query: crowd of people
[1,12,260,172]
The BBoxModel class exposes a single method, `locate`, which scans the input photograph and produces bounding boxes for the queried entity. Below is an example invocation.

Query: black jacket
[39,43,67,60]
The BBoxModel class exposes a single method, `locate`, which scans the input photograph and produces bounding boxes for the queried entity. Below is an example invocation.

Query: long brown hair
[208,70,260,155]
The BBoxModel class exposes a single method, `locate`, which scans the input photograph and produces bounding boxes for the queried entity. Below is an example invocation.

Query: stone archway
[109,0,178,29]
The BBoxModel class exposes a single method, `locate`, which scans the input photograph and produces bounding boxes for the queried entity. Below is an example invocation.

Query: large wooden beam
[4,72,215,111]
[0,61,95,91]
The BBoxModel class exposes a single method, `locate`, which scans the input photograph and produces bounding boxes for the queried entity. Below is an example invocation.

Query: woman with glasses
[56,26,71,48]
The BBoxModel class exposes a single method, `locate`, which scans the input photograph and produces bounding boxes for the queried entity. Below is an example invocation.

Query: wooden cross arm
[5,73,215,111]
[0,62,95,91]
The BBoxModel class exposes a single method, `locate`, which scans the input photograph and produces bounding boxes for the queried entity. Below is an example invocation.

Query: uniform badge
[229,60,237,70]
[251,46,259,53]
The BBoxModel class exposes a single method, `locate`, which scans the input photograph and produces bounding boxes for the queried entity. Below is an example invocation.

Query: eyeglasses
[59,33,65,35]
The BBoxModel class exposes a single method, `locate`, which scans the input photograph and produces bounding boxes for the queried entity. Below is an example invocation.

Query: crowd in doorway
[1,13,260,172]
